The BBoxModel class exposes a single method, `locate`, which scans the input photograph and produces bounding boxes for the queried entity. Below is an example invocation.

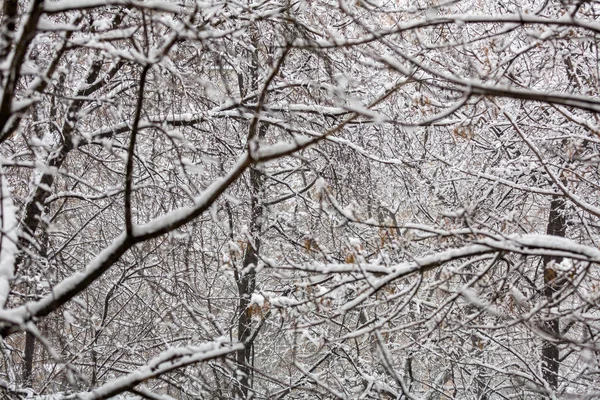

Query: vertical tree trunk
[541,196,567,392]
[17,149,67,386]
[234,23,264,398]
[235,165,264,399]
[22,330,35,384]
[16,55,113,387]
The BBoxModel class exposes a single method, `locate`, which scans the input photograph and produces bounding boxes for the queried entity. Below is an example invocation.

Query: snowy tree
[1,0,600,399]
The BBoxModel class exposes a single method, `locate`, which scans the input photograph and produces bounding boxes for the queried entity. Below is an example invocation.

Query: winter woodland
[1,0,600,398]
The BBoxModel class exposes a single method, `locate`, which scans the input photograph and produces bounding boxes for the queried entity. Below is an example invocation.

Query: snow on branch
[291,234,600,314]
[0,167,17,309]
[0,153,251,333]
[43,0,186,14]
[65,341,244,400]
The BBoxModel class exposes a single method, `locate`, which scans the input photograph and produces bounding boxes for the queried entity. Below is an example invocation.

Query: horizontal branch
[67,341,244,400]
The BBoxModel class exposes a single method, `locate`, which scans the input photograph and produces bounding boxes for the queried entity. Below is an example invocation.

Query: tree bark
[234,20,265,398]
[17,146,67,386]
[22,329,35,384]
[541,196,567,392]
[234,164,264,399]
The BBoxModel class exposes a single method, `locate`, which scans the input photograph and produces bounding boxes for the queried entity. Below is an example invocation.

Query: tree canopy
[1,0,600,398]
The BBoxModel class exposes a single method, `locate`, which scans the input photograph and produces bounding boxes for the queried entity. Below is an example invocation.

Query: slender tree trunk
[235,164,264,399]
[541,196,567,392]
[234,24,264,397]
[16,53,116,386]
[22,330,35,384]
[18,148,67,385]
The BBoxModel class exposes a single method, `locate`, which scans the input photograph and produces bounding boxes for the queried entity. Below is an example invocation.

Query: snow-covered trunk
[0,168,18,386]
[235,165,264,399]
[0,168,17,309]
[18,56,102,385]
[541,196,567,392]
[0,0,18,62]
[234,24,265,399]
[17,149,67,271]
[18,145,67,386]
[0,0,44,143]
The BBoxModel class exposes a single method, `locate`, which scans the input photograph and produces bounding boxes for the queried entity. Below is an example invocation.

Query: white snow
[0,168,17,309]
[44,0,184,14]
[250,293,265,307]
[72,341,244,400]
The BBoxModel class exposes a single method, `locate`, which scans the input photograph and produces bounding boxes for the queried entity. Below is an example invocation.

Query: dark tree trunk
[235,165,264,399]
[16,55,109,386]
[22,329,35,384]
[17,149,67,385]
[234,22,264,399]
[541,196,567,392]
